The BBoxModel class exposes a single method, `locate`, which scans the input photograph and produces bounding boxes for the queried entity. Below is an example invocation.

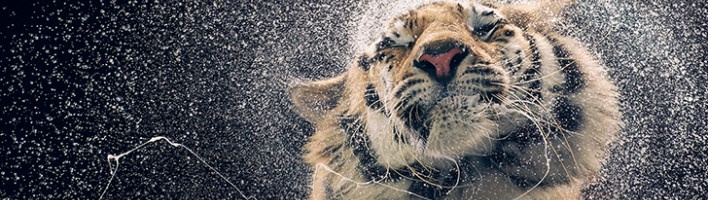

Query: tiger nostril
[413,60,438,80]
[415,47,468,85]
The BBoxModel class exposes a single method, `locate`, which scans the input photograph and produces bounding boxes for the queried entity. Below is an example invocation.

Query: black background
[1,0,707,199]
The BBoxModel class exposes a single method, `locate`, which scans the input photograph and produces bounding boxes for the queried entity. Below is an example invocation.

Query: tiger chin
[289,0,621,199]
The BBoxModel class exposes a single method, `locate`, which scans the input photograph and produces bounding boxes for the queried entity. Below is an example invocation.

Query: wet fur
[290,0,620,199]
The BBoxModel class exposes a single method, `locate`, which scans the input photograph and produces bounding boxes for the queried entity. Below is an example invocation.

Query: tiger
[289,0,621,199]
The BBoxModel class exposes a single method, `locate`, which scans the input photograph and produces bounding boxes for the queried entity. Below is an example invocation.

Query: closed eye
[475,23,495,36]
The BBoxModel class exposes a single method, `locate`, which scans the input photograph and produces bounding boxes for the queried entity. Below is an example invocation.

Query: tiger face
[363,2,516,160]
[290,1,620,199]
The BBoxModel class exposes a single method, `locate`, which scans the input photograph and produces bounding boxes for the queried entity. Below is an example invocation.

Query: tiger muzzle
[413,40,469,86]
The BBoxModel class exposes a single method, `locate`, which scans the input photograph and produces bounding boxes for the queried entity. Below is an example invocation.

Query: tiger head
[290,1,618,199]
[292,1,532,164]
[359,2,518,159]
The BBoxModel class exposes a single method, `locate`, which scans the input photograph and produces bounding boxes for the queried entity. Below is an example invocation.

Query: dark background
[1,0,706,199]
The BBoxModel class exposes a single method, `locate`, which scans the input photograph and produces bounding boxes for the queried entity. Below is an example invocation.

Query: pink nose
[417,48,463,79]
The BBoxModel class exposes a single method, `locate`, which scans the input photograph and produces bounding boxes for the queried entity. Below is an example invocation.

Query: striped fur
[290,1,620,199]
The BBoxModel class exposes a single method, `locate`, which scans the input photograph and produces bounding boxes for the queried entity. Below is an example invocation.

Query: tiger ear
[289,74,347,123]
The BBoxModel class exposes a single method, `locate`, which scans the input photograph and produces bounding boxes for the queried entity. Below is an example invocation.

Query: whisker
[503,85,579,182]
[506,83,567,98]
[313,163,432,200]
[526,98,582,174]
[512,116,551,200]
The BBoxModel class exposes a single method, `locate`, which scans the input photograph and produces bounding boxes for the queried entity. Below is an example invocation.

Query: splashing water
[98,136,255,200]
[1,0,706,199]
